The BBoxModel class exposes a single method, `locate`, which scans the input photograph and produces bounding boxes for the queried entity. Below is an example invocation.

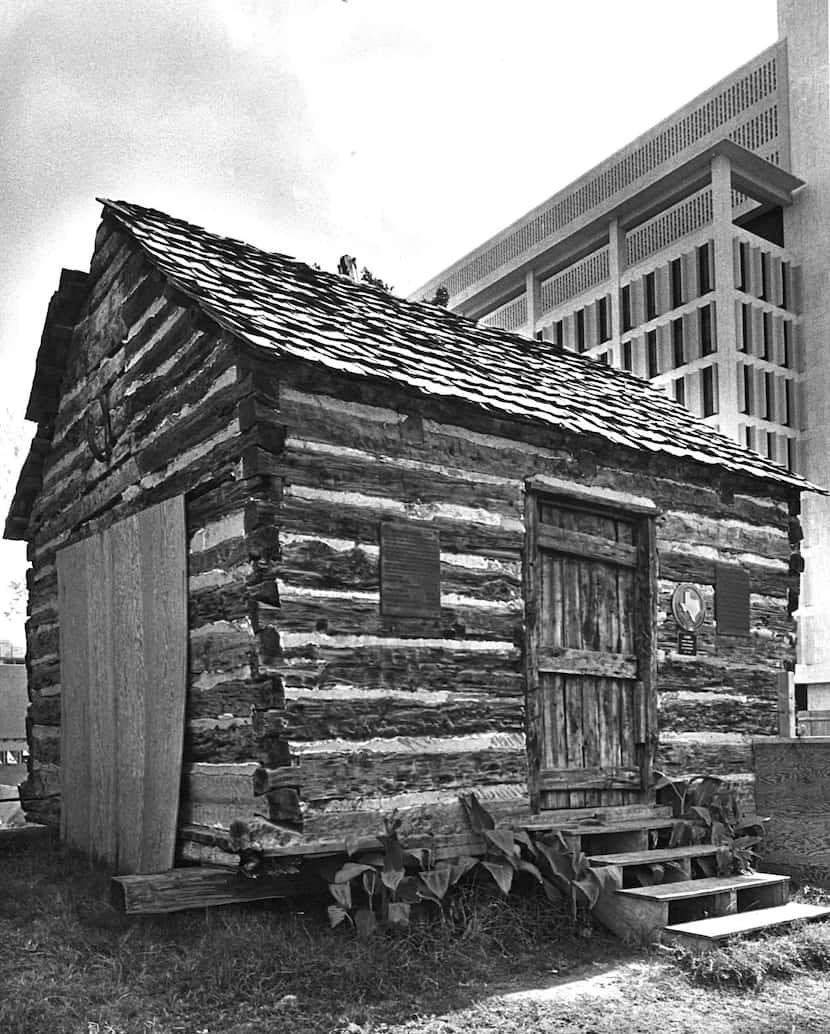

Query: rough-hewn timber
[15,216,798,863]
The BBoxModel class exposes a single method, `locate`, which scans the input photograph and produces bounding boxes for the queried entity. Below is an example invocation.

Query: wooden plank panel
[541,553,564,649]
[543,673,566,769]
[582,561,599,650]
[110,512,146,874]
[581,677,600,769]
[618,567,635,655]
[599,678,624,807]
[619,680,636,768]
[137,495,187,873]
[538,526,638,567]
[57,540,91,854]
[563,556,582,648]
[564,677,585,807]
[87,531,116,864]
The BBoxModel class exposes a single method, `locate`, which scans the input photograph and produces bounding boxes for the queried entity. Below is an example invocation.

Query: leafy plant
[655,771,768,874]
[459,793,611,919]
[323,813,472,933]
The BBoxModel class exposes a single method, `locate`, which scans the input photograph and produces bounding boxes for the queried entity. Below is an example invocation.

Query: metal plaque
[715,563,750,636]
[671,583,706,631]
[379,521,441,619]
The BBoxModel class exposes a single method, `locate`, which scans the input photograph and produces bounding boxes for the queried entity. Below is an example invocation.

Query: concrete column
[710,154,740,441]
[526,270,540,339]
[608,219,625,367]
[778,0,830,669]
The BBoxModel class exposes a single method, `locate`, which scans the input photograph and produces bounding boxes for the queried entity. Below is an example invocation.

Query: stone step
[616,872,789,903]
[662,902,830,949]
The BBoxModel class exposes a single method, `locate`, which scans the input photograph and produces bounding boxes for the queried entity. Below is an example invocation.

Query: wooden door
[56,496,187,873]
[525,494,657,811]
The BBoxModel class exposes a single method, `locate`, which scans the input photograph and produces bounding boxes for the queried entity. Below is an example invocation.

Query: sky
[0,0,778,649]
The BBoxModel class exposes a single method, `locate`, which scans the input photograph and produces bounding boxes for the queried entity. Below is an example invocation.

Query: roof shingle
[100,198,813,492]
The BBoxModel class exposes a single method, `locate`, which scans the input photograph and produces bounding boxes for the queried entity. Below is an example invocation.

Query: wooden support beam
[111,866,322,914]
[777,670,796,739]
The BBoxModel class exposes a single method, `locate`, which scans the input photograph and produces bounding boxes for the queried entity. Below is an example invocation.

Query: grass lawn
[2,833,830,1034]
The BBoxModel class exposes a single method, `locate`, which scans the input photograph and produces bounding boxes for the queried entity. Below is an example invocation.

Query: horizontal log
[656,624,794,666]
[274,384,788,528]
[0,825,54,853]
[659,511,788,563]
[657,656,779,698]
[185,690,526,759]
[279,497,523,559]
[282,451,521,523]
[538,766,641,790]
[659,691,777,736]
[187,676,283,718]
[252,742,527,804]
[272,643,523,698]
[188,536,249,578]
[189,628,257,675]
[29,693,60,726]
[178,781,534,854]
[269,591,521,643]
[538,648,637,678]
[181,738,528,824]
[111,867,323,914]
[655,733,756,777]
[659,548,789,598]
[28,659,60,693]
[280,691,524,742]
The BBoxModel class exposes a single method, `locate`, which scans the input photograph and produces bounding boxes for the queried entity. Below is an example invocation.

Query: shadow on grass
[0,835,627,1034]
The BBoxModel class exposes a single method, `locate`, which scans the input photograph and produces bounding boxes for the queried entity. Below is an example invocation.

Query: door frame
[523,477,659,812]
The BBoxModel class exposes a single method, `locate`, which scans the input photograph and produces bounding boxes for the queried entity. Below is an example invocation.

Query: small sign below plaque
[677,631,698,656]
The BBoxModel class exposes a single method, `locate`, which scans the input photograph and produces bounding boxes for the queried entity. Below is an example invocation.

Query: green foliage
[655,771,768,874]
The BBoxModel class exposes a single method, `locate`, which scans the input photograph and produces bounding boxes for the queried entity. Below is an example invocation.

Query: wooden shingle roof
[101,198,810,491]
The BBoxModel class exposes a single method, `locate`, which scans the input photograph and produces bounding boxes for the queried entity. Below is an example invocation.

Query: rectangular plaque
[715,563,750,636]
[677,631,697,656]
[379,521,441,619]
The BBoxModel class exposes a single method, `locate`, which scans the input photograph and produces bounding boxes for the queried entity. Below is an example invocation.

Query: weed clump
[675,921,830,990]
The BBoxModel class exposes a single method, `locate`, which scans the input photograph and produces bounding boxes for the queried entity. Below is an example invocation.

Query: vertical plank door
[525,496,657,811]
[56,495,187,873]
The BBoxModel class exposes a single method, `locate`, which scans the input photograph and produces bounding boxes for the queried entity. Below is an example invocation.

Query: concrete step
[662,902,830,949]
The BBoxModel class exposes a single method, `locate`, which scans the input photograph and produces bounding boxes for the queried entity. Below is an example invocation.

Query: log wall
[182,357,797,857]
[19,222,282,831]
[19,218,799,861]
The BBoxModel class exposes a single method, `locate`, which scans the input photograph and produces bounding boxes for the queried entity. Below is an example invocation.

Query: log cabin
[4,199,813,877]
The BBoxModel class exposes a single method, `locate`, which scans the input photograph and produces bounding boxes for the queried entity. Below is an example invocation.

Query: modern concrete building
[412,1,830,687]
